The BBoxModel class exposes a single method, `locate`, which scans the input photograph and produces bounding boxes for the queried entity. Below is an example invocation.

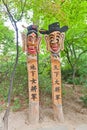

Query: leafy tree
[0,0,87,118]
[0,1,27,129]
[62,0,87,87]
[25,0,87,88]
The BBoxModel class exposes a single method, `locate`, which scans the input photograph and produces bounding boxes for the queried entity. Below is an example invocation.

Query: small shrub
[12,98,21,111]
[80,95,87,107]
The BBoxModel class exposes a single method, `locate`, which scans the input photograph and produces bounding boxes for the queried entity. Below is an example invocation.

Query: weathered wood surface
[21,33,27,52]
[27,56,39,123]
[51,55,64,122]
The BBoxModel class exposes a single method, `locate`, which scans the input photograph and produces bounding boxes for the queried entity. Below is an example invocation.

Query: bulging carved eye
[28,36,32,42]
[56,38,59,42]
[49,37,54,43]
[50,39,54,43]
[27,45,29,47]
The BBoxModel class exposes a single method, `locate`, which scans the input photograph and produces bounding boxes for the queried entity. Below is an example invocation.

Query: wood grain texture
[27,56,39,123]
[51,55,64,122]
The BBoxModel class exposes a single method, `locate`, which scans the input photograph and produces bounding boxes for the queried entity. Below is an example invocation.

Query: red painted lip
[51,44,59,51]
[27,46,37,54]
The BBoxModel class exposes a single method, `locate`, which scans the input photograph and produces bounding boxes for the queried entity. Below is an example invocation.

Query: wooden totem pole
[40,22,68,122]
[22,25,41,123]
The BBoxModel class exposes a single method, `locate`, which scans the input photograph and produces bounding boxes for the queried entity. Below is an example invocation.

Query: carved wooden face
[45,31,65,53]
[49,31,61,52]
[27,32,40,55]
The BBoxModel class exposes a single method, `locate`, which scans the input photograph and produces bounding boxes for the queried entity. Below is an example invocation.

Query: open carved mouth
[51,44,59,51]
[27,46,37,54]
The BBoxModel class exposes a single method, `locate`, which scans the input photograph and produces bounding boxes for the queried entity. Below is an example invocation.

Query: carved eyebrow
[49,34,54,37]
[28,35,32,37]
[49,37,54,41]
[56,35,60,38]
[49,35,54,40]
[49,32,60,36]
[56,32,61,35]
[49,36,54,38]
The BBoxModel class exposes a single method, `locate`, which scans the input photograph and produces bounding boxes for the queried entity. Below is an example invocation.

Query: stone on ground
[38,125,68,130]
[76,124,87,130]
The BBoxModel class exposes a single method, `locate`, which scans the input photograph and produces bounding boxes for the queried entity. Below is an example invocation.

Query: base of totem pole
[29,102,39,123]
[53,104,64,122]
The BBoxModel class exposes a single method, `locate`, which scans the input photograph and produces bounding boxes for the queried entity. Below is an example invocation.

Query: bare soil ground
[0,84,87,130]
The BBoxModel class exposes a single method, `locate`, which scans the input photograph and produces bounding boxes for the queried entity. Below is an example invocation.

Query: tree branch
[64,46,73,69]
[77,50,87,61]
[2,0,16,29]
[2,1,26,130]
[17,0,26,22]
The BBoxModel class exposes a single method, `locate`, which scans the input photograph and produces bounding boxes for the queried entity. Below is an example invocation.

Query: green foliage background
[0,0,87,109]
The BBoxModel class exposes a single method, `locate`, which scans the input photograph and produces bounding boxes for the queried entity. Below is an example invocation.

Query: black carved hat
[27,25,38,36]
[39,22,68,34]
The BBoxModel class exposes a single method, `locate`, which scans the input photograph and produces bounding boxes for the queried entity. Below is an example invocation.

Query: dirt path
[0,106,87,130]
[0,85,87,130]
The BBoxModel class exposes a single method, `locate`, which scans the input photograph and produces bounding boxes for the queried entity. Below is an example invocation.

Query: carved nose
[54,39,59,43]
[32,40,34,44]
